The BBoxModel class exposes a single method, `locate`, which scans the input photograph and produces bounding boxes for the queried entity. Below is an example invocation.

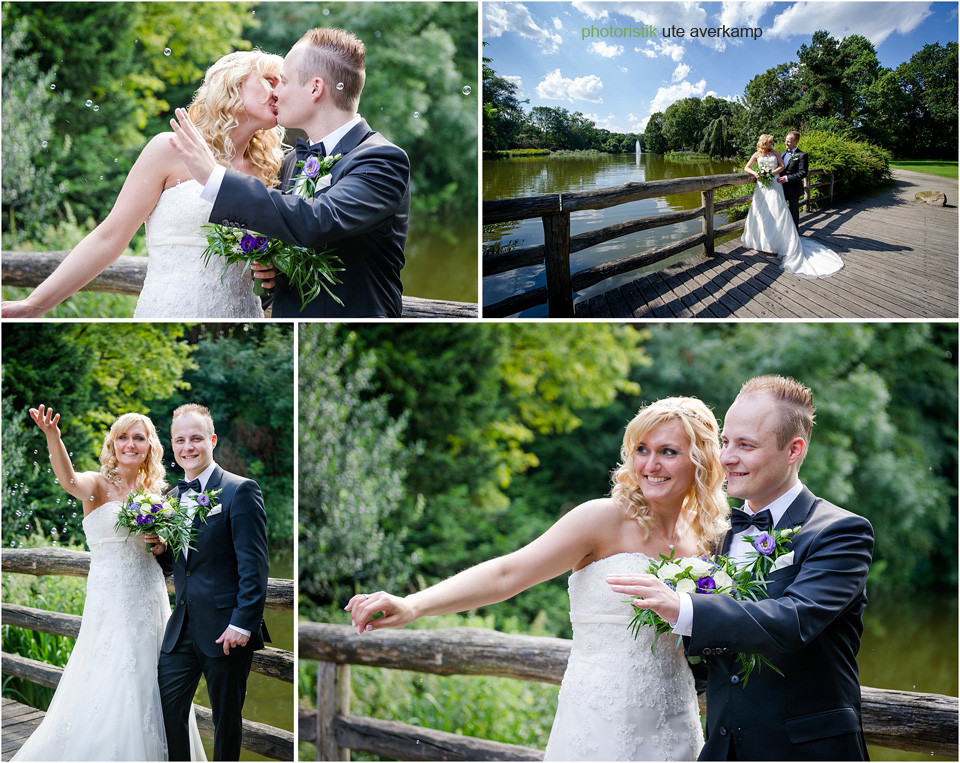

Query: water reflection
[483,154,740,316]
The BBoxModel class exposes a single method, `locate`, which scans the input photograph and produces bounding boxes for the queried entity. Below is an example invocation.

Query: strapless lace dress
[134,180,263,319]
[741,154,843,278]
[543,553,704,761]
[12,501,205,761]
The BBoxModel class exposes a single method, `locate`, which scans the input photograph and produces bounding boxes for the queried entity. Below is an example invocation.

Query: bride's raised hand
[345,591,415,634]
[29,404,62,440]
[2,301,44,319]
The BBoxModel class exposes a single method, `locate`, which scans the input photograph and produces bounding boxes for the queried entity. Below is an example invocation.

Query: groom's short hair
[296,28,366,111]
[786,130,800,141]
[736,375,814,449]
[171,403,216,436]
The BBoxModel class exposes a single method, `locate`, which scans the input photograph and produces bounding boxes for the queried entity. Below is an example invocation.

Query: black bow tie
[731,508,773,534]
[177,478,202,494]
[295,137,325,162]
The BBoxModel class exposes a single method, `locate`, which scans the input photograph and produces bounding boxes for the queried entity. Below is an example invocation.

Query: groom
[158,404,270,761]
[610,376,873,760]
[172,28,410,318]
[777,131,808,229]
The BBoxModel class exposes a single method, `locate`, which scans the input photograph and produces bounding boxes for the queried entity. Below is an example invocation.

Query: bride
[741,133,843,278]
[1,51,283,319]
[12,406,205,761]
[346,398,730,761]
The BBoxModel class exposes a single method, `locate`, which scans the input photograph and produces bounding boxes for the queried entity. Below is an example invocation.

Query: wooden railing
[0,251,478,318]
[299,622,958,761]
[1,547,294,761]
[482,169,834,317]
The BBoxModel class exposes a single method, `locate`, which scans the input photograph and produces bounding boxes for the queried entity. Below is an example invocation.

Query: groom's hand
[216,626,249,655]
[169,108,216,185]
[607,573,681,624]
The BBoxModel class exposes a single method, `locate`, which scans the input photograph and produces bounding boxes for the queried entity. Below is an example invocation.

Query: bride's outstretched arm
[29,404,100,506]
[1,136,174,318]
[345,499,613,633]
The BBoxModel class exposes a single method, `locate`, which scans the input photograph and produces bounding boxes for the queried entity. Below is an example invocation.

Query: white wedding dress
[134,180,263,319]
[13,501,205,762]
[741,154,843,278]
[544,553,704,761]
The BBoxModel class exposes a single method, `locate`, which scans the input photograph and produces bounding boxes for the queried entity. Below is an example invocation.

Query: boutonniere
[191,487,222,522]
[293,154,342,198]
[741,526,800,579]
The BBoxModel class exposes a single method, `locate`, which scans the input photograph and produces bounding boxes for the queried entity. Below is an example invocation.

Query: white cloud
[618,65,629,73]
[584,112,625,131]
[502,74,525,97]
[573,1,707,30]
[537,68,604,103]
[589,40,624,58]
[672,63,691,82]
[768,1,932,45]
[483,2,563,53]
[637,39,686,61]
[719,1,775,30]
[553,17,563,30]
[650,79,707,113]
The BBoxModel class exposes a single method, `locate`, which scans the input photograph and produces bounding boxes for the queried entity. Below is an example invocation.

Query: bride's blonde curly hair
[99,413,167,494]
[188,51,285,188]
[756,133,776,154]
[610,397,729,555]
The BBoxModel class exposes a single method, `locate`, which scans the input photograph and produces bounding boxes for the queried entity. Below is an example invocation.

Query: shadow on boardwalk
[576,169,958,318]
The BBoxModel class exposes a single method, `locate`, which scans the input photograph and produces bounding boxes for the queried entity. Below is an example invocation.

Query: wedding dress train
[543,553,704,761]
[12,501,205,761]
[134,180,263,319]
[741,154,843,278]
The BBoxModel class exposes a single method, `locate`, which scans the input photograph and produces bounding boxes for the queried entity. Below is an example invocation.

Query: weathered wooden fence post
[701,189,715,257]
[317,662,350,761]
[543,203,573,317]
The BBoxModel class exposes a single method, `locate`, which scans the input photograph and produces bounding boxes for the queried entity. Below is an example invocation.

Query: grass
[887,160,958,180]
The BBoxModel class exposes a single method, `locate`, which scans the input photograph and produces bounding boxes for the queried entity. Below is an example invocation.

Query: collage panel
[297,322,958,762]
[1,1,479,321]
[1,323,294,761]
[481,1,958,318]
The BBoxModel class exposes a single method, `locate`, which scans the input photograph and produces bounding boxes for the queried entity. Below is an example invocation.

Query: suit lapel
[328,119,374,158]
[777,486,818,530]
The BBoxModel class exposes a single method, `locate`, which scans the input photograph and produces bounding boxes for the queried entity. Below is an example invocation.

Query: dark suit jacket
[160,467,270,658]
[780,149,809,202]
[690,488,873,761]
[211,119,410,318]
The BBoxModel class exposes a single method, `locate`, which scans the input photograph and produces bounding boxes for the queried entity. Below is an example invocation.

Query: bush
[798,129,892,204]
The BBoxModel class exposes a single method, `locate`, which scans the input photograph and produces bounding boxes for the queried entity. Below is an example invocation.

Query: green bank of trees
[1,323,294,548]
[300,323,957,638]
[1,2,476,247]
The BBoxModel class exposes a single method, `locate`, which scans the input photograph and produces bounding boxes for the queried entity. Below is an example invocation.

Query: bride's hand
[29,405,62,439]
[607,573,681,623]
[142,532,166,555]
[251,261,277,290]
[2,300,44,318]
[345,591,415,633]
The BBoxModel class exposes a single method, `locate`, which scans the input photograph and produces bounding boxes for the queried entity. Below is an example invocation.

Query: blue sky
[482,1,959,134]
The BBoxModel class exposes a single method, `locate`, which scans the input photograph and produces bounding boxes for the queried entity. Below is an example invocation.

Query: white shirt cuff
[201,165,226,204]
[228,624,252,638]
[671,591,693,636]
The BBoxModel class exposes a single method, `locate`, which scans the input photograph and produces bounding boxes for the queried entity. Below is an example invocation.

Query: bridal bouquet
[755,166,775,187]
[627,526,800,685]
[202,154,345,309]
[115,487,220,554]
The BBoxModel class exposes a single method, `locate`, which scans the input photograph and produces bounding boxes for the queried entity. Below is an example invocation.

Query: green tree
[662,97,704,151]
[643,112,668,154]
[483,53,526,151]
[894,42,959,158]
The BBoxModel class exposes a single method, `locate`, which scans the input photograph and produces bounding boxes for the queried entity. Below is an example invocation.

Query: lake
[482,153,741,316]
[404,212,478,303]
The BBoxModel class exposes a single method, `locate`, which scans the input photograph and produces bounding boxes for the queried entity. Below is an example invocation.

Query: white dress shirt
[200,114,363,203]
[672,481,804,636]
[179,460,251,638]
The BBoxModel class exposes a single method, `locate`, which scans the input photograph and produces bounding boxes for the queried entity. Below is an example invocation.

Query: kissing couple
[2,27,409,321]
[13,404,270,761]
[346,375,874,761]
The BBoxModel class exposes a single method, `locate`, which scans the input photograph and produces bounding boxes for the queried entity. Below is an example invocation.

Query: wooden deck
[1,698,44,761]
[575,169,958,318]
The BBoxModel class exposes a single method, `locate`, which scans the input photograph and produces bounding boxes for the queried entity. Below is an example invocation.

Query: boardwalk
[576,169,958,318]
[1,698,43,761]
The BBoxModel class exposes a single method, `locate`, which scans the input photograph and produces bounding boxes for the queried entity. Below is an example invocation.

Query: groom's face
[721,393,799,509]
[785,133,797,151]
[171,413,217,480]
[273,45,317,130]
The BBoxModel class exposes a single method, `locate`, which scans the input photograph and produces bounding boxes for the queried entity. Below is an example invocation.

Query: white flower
[676,578,697,594]
[680,556,713,577]
[657,563,684,582]
[772,550,795,572]
[139,501,153,513]
[147,493,162,503]
[713,569,734,593]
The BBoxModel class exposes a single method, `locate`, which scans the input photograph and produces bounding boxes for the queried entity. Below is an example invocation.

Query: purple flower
[302,156,321,179]
[135,514,154,527]
[151,502,163,513]
[753,532,776,555]
[696,576,716,594]
[195,493,211,508]
[240,234,269,254]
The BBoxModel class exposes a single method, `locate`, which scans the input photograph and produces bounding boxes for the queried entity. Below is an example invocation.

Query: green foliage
[798,129,891,202]
[483,52,527,152]
[887,160,958,179]
[297,325,414,612]
[892,42,958,159]
[643,113,668,155]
